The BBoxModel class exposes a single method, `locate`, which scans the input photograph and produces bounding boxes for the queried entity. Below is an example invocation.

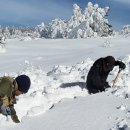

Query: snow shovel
[112,68,122,87]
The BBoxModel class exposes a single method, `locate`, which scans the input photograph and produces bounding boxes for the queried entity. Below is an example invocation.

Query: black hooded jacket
[86,56,124,94]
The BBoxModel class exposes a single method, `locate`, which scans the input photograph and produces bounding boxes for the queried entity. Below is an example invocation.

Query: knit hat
[15,75,31,93]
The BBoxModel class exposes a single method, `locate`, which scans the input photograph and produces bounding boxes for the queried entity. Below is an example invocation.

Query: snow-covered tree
[84,2,94,19]
[68,2,112,38]
[68,4,85,29]
[120,25,130,37]
[11,27,22,38]
[36,22,48,38]
[0,26,2,37]
[3,27,10,38]
[47,18,67,38]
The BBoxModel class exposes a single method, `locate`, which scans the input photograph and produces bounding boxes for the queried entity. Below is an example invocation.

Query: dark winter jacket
[86,56,126,94]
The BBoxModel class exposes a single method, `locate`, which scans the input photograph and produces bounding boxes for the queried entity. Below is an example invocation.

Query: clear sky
[0,0,130,30]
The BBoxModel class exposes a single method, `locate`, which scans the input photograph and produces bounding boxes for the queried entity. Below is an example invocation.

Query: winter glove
[11,114,20,123]
[104,82,111,89]
[9,105,20,123]
[0,104,11,116]
[119,62,126,70]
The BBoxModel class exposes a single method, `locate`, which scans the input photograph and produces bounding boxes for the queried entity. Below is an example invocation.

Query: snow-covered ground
[0,36,130,130]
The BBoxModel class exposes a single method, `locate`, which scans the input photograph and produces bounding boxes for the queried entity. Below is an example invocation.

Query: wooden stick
[112,69,122,87]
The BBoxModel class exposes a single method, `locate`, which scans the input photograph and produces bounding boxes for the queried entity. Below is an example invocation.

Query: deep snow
[0,36,130,130]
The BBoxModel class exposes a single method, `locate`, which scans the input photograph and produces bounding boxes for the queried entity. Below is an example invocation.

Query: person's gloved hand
[104,82,111,89]
[11,115,20,123]
[9,105,20,123]
[119,62,126,70]
[1,104,11,116]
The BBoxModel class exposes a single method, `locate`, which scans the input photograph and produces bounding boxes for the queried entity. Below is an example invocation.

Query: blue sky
[0,0,130,30]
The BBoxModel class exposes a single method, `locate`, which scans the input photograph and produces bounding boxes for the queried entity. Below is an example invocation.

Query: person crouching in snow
[0,75,31,123]
[86,56,126,94]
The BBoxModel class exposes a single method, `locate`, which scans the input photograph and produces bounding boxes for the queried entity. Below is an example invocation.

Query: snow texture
[0,36,130,130]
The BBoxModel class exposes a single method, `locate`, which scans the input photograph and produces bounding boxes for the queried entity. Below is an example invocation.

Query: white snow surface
[0,36,130,130]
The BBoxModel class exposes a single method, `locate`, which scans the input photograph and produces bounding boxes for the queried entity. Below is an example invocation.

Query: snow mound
[14,61,89,121]
[20,36,32,41]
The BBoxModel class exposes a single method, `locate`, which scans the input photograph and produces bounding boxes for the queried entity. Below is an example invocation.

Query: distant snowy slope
[0,37,130,74]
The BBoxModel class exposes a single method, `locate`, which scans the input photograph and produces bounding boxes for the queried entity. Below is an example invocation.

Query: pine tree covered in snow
[48,18,68,38]
[36,22,48,38]
[3,27,10,38]
[68,2,113,38]
[120,25,130,37]
[68,4,85,29]
[37,2,113,38]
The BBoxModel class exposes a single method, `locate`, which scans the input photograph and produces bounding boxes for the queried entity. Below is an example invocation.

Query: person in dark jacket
[86,56,126,94]
[0,75,31,123]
